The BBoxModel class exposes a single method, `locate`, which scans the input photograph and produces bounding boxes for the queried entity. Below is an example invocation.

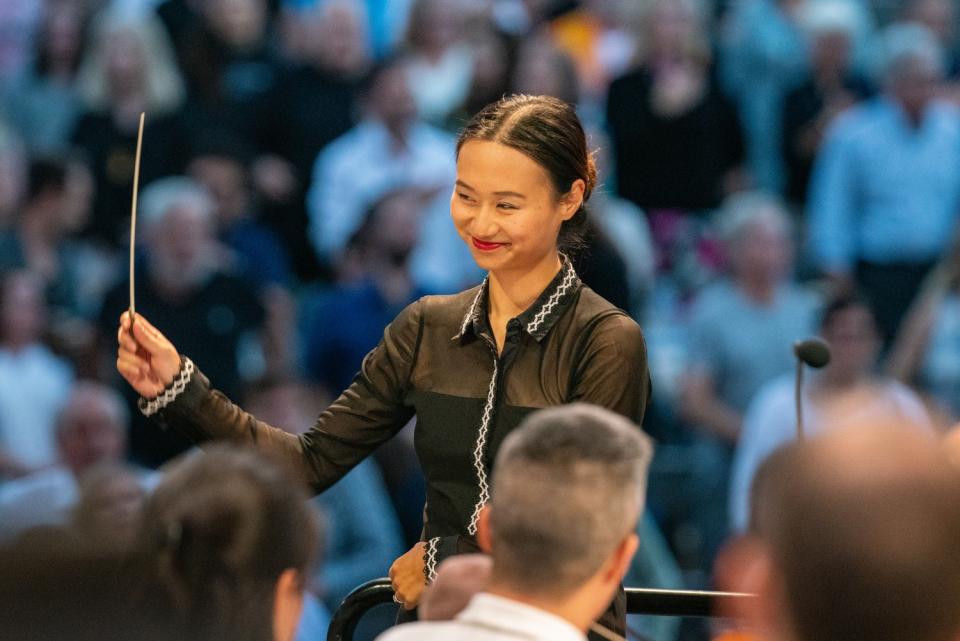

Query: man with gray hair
[377,403,653,641]
[97,177,266,467]
[808,22,960,344]
[679,191,817,566]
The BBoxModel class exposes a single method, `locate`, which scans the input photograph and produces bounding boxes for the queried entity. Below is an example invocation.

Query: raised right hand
[116,311,182,399]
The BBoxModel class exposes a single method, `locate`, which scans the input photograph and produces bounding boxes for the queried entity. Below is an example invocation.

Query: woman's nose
[471,203,499,237]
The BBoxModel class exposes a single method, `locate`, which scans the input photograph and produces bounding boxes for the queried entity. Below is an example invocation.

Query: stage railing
[326,578,755,641]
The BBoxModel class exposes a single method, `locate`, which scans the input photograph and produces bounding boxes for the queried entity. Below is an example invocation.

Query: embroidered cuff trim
[423,537,441,583]
[138,358,194,417]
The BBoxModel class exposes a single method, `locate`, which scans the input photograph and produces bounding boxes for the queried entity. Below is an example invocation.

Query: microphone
[793,338,832,440]
[793,338,831,369]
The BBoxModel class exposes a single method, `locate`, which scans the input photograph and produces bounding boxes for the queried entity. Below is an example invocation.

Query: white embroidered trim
[138,358,195,417]
[467,357,499,535]
[423,537,441,583]
[526,266,577,335]
[459,279,487,337]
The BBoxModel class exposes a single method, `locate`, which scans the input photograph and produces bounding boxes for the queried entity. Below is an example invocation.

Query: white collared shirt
[375,593,587,641]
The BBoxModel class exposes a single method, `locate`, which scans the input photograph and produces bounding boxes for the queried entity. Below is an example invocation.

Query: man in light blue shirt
[306,57,481,293]
[808,23,960,342]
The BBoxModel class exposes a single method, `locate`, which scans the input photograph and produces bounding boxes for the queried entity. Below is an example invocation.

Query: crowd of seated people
[2,2,960,640]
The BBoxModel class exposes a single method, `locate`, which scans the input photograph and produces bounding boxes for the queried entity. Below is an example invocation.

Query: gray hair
[875,22,945,81]
[715,191,793,247]
[56,381,130,437]
[489,404,653,597]
[138,177,215,229]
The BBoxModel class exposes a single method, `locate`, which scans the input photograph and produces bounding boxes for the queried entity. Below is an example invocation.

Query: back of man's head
[487,403,653,599]
[758,426,960,641]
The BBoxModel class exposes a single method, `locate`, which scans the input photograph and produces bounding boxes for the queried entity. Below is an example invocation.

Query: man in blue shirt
[808,23,960,343]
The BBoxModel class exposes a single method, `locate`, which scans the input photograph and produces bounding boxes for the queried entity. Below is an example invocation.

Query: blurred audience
[98,177,266,467]
[887,233,960,425]
[72,9,187,244]
[729,293,930,531]
[607,0,745,214]
[2,0,91,155]
[781,0,873,207]
[548,0,640,110]
[243,374,405,611]
[0,270,73,479]
[0,123,26,228]
[808,23,960,344]
[0,381,142,543]
[303,187,425,393]
[306,56,478,292]
[904,0,959,78]
[679,192,816,562]
[402,0,474,127]
[721,0,810,193]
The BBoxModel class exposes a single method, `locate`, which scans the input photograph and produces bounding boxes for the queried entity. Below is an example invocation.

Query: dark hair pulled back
[134,446,319,641]
[457,94,597,253]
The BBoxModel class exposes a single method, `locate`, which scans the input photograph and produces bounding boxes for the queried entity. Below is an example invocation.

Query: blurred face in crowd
[369,190,423,263]
[646,0,699,62]
[730,215,793,285]
[368,64,417,133]
[57,389,127,475]
[811,30,853,75]
[41,1,86,70]
[303,1,369,76]
[452,140,577,275]
[408,0,463,53]
[60,160,94,234]
[147,203,217,293]
[821,304,880,384]
[512,37,577,105]
[205,0,267,49]
[908,0,955,44]
[0,272,45,349]
[889,55,941,121]
[0,144,25,224]
[188,155,248,226]
[104,29,147,98]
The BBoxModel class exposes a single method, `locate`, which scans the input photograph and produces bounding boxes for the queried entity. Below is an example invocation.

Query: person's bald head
[757,426,960,641]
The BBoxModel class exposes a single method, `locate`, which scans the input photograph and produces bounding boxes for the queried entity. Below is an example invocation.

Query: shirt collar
[455,256,582,344]
[455,593,587,641]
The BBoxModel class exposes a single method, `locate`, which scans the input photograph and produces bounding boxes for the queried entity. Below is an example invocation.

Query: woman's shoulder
[573,286,644,341]
[398,285,486,333]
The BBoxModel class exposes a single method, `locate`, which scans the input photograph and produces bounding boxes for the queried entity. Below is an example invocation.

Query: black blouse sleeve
[570,312,651,428]
[153,299,422,493]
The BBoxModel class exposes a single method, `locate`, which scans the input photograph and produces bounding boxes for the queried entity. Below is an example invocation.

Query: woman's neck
[488,253,563,321]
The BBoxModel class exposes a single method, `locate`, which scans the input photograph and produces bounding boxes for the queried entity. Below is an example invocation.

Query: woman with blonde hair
[71,9,186,244]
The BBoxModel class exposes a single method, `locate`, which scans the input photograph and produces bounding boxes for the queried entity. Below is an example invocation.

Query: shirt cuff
[138,357,195,417]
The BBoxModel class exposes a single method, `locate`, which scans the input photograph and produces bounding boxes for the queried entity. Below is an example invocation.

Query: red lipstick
[472,238,505,251]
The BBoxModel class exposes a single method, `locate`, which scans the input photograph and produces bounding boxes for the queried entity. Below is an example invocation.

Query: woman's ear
[272,568,305,641]
[559,179,586,221]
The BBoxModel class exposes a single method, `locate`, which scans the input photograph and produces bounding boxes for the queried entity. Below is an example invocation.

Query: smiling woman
[115,95,651,640]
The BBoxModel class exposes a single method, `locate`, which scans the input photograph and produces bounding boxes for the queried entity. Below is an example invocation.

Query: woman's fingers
[131,315,166,354]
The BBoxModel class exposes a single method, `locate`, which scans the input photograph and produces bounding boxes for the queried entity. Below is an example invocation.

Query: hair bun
[583,152,598,201]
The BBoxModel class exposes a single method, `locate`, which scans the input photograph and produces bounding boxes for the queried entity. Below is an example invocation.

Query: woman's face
[451,139,578,275]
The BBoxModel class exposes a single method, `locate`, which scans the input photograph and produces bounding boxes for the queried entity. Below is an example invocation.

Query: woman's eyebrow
[455,180,526,199]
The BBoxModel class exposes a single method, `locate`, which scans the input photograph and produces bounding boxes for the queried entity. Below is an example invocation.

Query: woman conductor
[116,94,651,636]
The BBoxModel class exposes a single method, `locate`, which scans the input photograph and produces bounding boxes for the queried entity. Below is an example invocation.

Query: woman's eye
[497,202,517,210]
[457,192,475,203]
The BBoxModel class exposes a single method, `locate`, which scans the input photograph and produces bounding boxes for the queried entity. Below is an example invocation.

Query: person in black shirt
[115,95,651,638]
